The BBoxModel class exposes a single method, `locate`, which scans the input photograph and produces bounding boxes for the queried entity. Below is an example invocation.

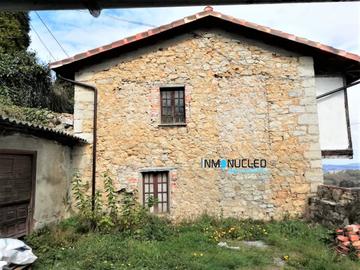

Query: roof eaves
[0,115,87,146]
[209,10,360,63]
[49,7,360,70]
[49,10,213,70]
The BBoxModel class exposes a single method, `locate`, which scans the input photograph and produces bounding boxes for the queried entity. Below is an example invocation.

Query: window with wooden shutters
[160,87,185,124]
[142,171,169,213]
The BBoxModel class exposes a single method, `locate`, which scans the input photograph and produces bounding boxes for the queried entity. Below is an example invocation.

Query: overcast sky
[28,2,360,166]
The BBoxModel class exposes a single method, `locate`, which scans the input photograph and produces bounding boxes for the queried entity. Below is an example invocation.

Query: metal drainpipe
[58,74,98,212]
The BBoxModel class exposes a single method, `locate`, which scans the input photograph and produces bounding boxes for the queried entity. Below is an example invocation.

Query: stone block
[298,113,319,125]
[289,105,305,113]
[75,90,94,102]
[73,119,83,133]
[298,57,314,77]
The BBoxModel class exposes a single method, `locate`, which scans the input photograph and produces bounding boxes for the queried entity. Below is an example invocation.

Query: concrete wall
[0,132,73,229]
[72,29,323,221]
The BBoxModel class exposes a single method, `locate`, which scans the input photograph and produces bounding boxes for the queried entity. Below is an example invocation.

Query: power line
[35,11,69,57]
[30,22,57,61]
[78,10,156,28]
[102,13,156,28]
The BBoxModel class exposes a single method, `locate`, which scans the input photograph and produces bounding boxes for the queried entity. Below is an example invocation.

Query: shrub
[26,221,80,257]
[0,96,52,126]
[71,171,116,232]
[0,51,74,113]
[104,171,118,217]
[70,171,174,239]
[118,191,147,232]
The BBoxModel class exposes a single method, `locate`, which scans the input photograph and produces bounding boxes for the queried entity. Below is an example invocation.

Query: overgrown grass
[25,215,359,270]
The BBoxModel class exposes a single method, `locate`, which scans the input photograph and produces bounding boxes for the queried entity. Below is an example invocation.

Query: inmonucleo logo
[201,158,268,174]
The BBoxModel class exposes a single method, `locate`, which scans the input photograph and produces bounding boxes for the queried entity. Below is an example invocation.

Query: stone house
[50,7,360,221]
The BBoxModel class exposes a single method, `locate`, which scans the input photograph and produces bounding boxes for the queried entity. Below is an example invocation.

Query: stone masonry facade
[72,29,323,221]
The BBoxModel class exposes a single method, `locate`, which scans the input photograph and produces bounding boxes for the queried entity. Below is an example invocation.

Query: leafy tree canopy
[0,12,30,53]
[0,51,52,108]
[0,11,74,113]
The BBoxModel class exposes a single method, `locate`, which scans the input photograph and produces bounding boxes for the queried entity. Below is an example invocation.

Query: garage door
[0,151,35,238]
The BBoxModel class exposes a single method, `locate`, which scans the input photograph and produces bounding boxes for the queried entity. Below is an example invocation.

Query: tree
[50,79,74,113]
[0,11,74,113]
[0,12,30,53]
[0,51,52,108]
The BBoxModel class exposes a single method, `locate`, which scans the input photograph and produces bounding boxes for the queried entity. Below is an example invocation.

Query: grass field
[26,216,360,270]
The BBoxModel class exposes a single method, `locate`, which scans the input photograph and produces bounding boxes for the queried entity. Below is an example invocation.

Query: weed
[27,216,360,270]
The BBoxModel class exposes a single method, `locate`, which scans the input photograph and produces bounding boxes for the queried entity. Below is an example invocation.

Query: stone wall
[73,29,323,221]
[309,185,360,227]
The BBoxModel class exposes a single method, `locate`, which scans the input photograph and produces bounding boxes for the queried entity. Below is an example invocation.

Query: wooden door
[0,151,35,237]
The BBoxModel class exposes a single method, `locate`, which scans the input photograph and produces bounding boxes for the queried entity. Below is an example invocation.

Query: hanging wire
[35,11,70,57]
[101,13,156,28]
[30,22,57,61]
[78,10,156,28]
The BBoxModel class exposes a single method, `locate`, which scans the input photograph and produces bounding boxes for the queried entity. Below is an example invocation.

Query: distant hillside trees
[0,11,73,113]
[324,170,360,188]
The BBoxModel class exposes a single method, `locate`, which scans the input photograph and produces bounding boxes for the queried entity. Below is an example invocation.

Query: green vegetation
[324,170,360,187]
[25,172,360,270]
[26,216,360,270]
[0,103,50,126]
[0,12,30,53]
[0,11,73,114]
[0,51,52,108]
[0,95,59,126]
[0,45,74,114]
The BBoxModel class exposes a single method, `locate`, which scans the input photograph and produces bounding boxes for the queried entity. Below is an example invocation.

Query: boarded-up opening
[316,76,352,158]
[0,150,36,238]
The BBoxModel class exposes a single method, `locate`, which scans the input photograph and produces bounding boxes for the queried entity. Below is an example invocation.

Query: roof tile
[50,6,360,70]
[0,115,86,145]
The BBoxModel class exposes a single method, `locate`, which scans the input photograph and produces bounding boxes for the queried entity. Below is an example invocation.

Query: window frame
[142,171,170,214]
[160,86,186,125]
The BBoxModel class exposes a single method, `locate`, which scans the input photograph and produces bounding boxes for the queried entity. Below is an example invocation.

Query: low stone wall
[309,185,360,227]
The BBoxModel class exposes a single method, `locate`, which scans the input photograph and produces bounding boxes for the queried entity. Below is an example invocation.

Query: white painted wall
[323,83,360,165]
[316,76,350,150]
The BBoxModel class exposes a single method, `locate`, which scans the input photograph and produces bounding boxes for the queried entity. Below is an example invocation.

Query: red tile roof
[50,6,360,70]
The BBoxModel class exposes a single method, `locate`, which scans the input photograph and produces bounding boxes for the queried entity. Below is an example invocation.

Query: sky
[28,2,360,166]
